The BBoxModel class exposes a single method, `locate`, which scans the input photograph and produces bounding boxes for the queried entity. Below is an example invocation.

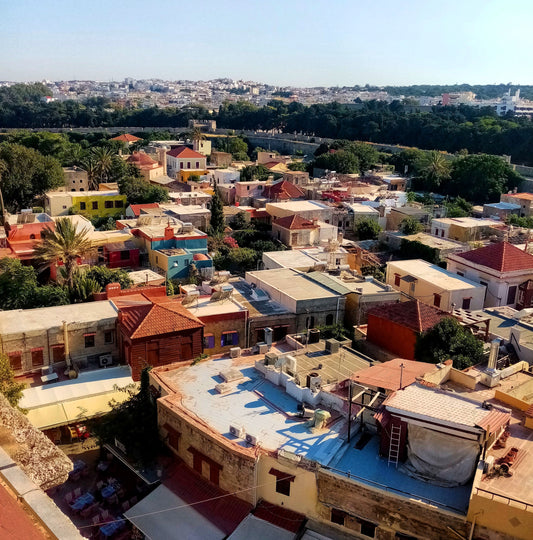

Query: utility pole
[347,381,353,443]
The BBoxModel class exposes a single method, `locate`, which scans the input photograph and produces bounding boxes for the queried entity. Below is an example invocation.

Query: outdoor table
[70,492,95,512]
[72,460,86,472]
[97,461,110,472]
[99,519,125,537]
[101,484,116,499]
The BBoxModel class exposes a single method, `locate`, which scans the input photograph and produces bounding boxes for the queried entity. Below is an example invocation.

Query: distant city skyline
[2,0,533,87]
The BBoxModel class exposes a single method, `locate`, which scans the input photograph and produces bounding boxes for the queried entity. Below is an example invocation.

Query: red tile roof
[351,358,436,391]
[119,299,204,339]
[165,461,252,535]
[126,151,158,167]
[476,408,511,432]
[368,300,448,333]
[253,500,306,533]
[166,146,205,159]
[505,192,533,201]
[110,133,141,142]
[454,241,533,273]
[263,180,305,201]
[128,203,160,217]
[273,214,318,230]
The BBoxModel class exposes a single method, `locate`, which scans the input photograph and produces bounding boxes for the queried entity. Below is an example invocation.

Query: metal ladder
[388,424,402,467]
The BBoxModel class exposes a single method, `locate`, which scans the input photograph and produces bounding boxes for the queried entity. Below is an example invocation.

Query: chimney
[105,282,122,298]
[164,225,174,240]
[158,147,167,173]
[488,339,500,370]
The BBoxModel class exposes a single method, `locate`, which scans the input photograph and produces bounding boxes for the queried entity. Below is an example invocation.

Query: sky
[2,0,532,87]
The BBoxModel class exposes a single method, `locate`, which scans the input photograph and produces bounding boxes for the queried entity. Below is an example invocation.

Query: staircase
[388,424,402,468]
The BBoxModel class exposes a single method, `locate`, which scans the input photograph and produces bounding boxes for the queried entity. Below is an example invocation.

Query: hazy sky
[2,0,532,86]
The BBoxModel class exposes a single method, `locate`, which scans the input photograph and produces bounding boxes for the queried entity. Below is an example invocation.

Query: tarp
[402,424,480,486]
[124,484,225,540]
[228,515,294,540]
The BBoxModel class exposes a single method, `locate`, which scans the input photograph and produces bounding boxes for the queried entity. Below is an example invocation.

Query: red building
[103,241,140,269]
[115,295,204,380]
[366,300,448,360]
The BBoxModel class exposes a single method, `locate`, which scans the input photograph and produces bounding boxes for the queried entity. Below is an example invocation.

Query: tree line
[2,84,533,164]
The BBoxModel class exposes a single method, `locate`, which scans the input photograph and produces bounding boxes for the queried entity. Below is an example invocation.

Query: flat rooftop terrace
[158,357,472,514]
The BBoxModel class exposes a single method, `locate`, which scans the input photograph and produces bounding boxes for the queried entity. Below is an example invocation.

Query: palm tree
[79,155,99,190]
[420,151,451,191]
[33,218,93,291]
[92,146,116,185]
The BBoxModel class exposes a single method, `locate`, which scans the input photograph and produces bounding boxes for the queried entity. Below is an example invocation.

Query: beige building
[62,166,89,192]
[431,217,502,242]
[500,192,533,217]
[266,200,333,223]
[0,301,119,374]
[386,258,486,311]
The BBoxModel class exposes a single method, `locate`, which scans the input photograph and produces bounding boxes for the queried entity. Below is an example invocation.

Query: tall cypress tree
[209,186,225,237]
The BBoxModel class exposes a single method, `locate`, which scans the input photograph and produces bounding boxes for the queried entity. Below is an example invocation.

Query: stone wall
[316,469,469,540]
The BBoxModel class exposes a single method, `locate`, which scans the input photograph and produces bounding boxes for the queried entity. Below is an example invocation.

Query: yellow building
[71,191,127,218]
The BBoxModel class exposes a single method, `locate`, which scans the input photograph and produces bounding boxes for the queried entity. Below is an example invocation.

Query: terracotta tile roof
[454,241,533,273]
[110,133,141,142]
[253,500,306,533]
[166,146,205,159]
[119,299,204,339]
[273,214,318,230]
[263,180,305,200]
[367,300,448,333]
[165,461,251,535]
[505,192,533,201]
[128,203,160,217]
[476,409,511,431]
[126,151,158,167]
[351,358,436,391]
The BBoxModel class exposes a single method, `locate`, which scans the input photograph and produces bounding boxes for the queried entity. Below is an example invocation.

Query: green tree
[229,211,249,231]
[400,217,424,235]
[118,176,169,204]
[33,218,93,290]
[239,164,271,182]
[354,217,382,240]
[0,143,64,211]
[89,368,160,466]
[84,266,133,290]
[415,151,451,191]
[188,174,200,183]
[414,318,484,370]
[209,186,225,237]
[445,154,523,204]
[0,258,69,309]
[213,247,257,273]
[69,269,103,303]
[287,162,308,172]
[91,146,117,187]
[313,150,360,174]
[188,263,200,285]
[0,354,26,409]
[444,197,472,218]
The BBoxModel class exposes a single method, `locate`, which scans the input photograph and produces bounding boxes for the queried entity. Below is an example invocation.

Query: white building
[386,259,486,311]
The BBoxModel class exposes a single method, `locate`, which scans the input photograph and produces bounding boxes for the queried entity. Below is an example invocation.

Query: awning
[83,332,96,337]
[268,468,295,482]
[31,347,44,352]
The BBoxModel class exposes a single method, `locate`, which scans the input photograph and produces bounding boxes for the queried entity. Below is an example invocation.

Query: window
[104,331,114,344]
[457,271,464,277]
[462,298,471,310]
[84,334,95,348]
[114,200,123,208]
[62,205,67,209]
[269,468,294,496]
[51,344,65,363]
[203,334,215,349]
[120,250,130,261]
[180,162,184,169]
[394,273,401,287]
[507,285,517,305]
[8,352,22,371]
[187,162,191,168]
[331,509,347,526]
[433,293,441,308]
[29,234,36,239]
[92,201,98,210]
[358,519,377,538]
[326,314,334,325]
[79,202,86,210]
[221,331,239,347]
[306,316,315,329]
[105,200,113,209]
[163,423,180,451]
[196,161,199,169]
[31,348,44,367]
[80,188,84,191]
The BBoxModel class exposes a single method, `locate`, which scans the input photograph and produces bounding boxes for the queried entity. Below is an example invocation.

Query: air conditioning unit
[245,433,259,446]
[99,354,113,368]
[229,425,244,439]
[230,347,241,358]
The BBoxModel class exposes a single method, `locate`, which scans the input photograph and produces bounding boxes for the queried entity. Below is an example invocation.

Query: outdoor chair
[81,502,100,518]
[73,487,82,498]
[64,492,74,505]
[121,501,130,513]
[96,481,104,490]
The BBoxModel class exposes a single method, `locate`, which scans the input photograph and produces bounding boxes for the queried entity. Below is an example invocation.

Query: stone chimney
[164,225,174,240]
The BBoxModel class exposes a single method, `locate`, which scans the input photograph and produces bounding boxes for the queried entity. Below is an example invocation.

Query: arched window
[29,234,36,239]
